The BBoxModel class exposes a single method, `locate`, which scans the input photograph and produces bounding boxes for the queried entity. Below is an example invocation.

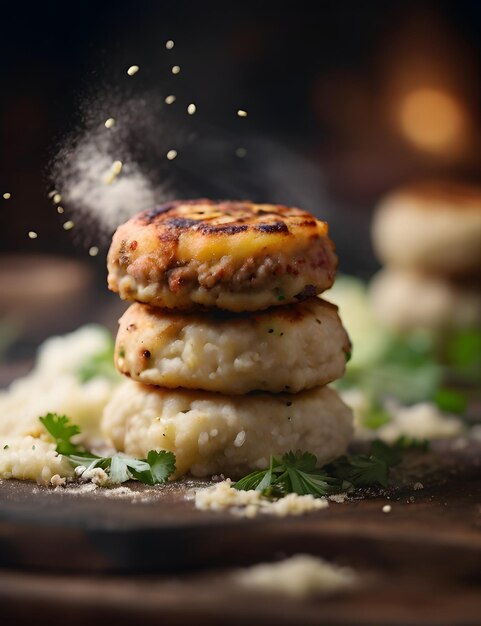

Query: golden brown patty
[107,199,337,311]
[115,298,351,394]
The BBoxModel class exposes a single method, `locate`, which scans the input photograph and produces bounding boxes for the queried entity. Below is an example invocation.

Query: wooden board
[1,442,481,625]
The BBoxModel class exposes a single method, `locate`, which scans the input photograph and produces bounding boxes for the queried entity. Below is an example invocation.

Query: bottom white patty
[101,380,353,478]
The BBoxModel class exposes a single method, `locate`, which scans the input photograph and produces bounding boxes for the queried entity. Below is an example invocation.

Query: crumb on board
[232,554,358,597]
[194,479,329,518]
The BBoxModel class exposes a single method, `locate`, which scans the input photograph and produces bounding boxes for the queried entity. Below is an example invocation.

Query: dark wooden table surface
[1,442,480,626]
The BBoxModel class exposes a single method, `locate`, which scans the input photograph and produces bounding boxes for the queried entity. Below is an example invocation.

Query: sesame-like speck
[166,39,175,50]
[165,95,176,104]
[413,482,424,491]
[234,430,246,447]
[171,65,181,75]
[89,246,99,257]
[104,118,116,129]
[166,149,178,160]
[235,147,247,158]
[187,103,197,115]
[104,160,123,184]
[57,206,64,214]
[382,504,392,513]
[127,65,140,76]
[237,109,248,117]
[63,220,75,231]
[28,231,38,239]
[3,192,11,199]
[52,193,62,204]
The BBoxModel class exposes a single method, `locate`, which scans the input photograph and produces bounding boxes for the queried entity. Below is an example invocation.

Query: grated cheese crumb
[50,474,66,487]
[329,493,349,503]
[232,554,358,597]
[194,479,329,517]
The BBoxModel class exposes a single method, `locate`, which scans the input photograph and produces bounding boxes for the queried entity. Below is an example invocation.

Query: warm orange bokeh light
[399,87,467,153]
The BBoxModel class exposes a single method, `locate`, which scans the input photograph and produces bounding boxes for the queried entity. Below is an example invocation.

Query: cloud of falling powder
[51,88,330,247]
[50,91,180,244]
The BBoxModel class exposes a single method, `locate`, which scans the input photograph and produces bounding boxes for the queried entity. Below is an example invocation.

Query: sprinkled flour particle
[233,430,246,447]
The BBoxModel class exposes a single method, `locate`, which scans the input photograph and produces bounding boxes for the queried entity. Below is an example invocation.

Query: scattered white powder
[232,554,358,597]
[194,479,329,517]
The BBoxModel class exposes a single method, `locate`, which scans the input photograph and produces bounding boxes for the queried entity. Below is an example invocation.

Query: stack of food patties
[370,181,481,332]
[102,200,353,478]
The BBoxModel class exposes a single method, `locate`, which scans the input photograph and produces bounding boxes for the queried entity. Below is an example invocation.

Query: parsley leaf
[235,440,407,497]
[39,414,176,486]
[39,413,83,456]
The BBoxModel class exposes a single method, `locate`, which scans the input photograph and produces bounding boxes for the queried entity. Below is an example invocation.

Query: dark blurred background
[2,0,481,360]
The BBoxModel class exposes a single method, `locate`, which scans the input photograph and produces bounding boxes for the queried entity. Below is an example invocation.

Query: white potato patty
[115,298,350,394]
[101,381,353,478]
[372,181,481,276]
[370,268,481,331]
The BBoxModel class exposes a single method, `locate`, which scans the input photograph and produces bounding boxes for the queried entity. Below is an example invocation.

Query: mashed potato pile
[0,326,121,484]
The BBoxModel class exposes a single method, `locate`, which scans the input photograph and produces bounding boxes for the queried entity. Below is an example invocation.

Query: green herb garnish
[234,440,405,497]
[39,413,175,485]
